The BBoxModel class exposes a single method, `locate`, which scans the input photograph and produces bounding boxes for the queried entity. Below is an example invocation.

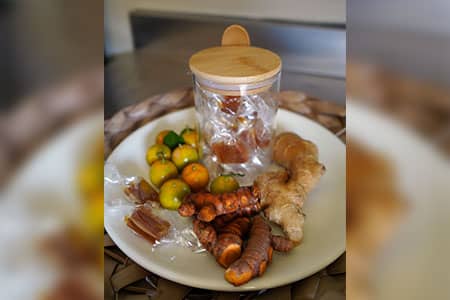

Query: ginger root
[224,216,273,286]
[179,187,261,222]
[193,217,251,268]
[255,132,325,244]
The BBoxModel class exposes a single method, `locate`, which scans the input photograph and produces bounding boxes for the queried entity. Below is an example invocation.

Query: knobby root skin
[271,235,295,252]
[255,132,325,244]
[193,219,217,253]
[212,213,240,229]
[193,217,251,268]
[224,216,272,286]
[179,187,261,222]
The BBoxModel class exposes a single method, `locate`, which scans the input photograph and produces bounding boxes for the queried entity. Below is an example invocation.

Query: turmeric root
[271,235,295,252]
[193,217,251,268]
[224,216,273,286]
[255,132,325,244]
[125,206,170,244]
[214,217,251,267]
[182,132,324,246]
[211,213,239,229]
[179,187,261,222]
[192,218,217,253]
[211,208,264,229]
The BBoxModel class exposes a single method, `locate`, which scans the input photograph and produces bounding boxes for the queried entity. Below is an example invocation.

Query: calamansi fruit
[181,163,209,192]
[149,159,178,188]
[172,145,199,170]
[159,179,191,210]
[210,175,240,194]
[180,128,198,148]
[146,144,171,165]
[156,130,170,144]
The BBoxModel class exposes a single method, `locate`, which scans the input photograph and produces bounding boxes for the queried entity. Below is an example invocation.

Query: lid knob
[189,24,281,88]
[221,24,251,47]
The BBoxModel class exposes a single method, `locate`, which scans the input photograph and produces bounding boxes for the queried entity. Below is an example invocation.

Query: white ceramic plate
[104,108,346,291]
[348,101,450,300]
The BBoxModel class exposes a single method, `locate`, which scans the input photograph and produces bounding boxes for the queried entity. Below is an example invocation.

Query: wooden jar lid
[189,25,282,85]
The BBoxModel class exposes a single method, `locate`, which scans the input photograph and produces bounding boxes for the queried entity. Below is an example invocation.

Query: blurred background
[104,0,346,117]
[1,1,103,299]
[348,0,450,151]
[347,1,450,300]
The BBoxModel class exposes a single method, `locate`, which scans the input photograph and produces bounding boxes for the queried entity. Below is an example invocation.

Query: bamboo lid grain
[189,25,282,85]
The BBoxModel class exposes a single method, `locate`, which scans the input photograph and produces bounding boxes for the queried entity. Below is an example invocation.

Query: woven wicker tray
[104,88,346,300]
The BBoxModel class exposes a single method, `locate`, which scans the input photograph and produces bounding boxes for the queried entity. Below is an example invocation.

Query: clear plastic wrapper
[104,163,205,254]
[150,208,204,253]
[194,74,280,186]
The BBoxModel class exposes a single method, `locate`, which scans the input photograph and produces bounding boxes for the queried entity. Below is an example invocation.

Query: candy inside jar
[189,25,282,185]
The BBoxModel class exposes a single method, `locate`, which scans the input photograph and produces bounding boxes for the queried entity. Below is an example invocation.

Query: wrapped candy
[194,87,279,185]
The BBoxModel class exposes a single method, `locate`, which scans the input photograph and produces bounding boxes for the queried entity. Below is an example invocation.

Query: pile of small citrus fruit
[146,127,240,210]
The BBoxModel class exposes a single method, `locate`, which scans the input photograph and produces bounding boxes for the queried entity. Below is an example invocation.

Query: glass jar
[189,25,282,185]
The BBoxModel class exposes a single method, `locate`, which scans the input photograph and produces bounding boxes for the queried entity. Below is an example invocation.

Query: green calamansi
[180,128,199,148]
[149,159,178,188]
[159,179,191,210]
[146,144,171,165]
[210,174,240,194]
[171,144,199,170]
